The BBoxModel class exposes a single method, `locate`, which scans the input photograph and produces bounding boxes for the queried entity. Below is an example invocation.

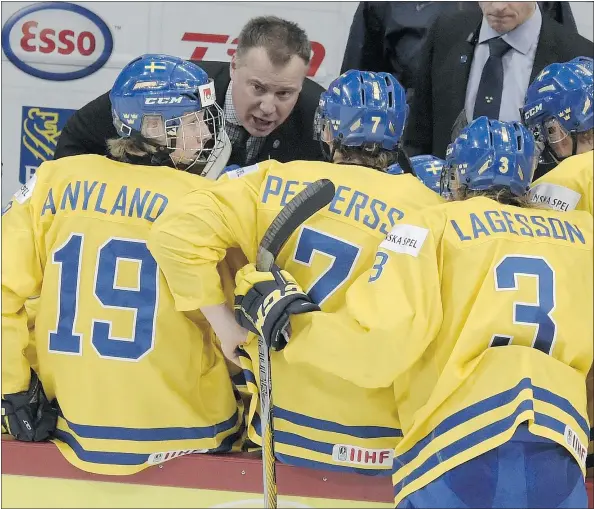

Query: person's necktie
[473,37,513,120]
[230,126,249,167]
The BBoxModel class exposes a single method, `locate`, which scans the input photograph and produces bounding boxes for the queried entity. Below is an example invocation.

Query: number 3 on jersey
[491,255,557,355]
[49,233,158,361]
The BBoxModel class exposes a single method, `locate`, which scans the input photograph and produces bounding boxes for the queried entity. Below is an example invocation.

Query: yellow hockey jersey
[149,159,443,473]
[1,155,243,475]
[529,151,593,214]
[286,197,593,504]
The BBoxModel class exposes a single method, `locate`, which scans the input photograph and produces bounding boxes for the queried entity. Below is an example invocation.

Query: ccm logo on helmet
[144,97,184,105]
[1,2,113,81]
[524,103,543,119]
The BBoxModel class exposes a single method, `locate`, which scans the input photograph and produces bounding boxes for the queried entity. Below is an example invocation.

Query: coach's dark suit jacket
[404,10,593,160]
[54,60,325,164]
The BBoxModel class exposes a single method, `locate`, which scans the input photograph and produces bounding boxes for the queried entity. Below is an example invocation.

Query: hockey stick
[255,178,336,509]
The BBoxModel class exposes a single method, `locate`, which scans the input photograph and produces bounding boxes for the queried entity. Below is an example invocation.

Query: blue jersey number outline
[293,226,361,305]
[49,233,158,361]
[491,255,557,355]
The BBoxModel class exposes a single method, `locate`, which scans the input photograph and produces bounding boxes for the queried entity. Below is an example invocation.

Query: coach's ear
[230,54,238,80]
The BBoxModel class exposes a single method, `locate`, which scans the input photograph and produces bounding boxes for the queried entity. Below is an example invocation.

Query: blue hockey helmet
[444,116,539,198]
[387,155,450,197]
[314,70,408,154]
[569,56,593,74]
[109,54,230,177]
[522,58,593,162]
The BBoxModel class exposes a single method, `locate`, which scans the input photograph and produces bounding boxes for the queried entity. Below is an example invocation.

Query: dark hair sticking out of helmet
[313,70,411,172]
[108,54,231,179]
[441,116,540,208]
[522,57,594,164]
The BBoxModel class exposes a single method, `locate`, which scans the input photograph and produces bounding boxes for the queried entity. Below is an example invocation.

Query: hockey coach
[54,16,325,166]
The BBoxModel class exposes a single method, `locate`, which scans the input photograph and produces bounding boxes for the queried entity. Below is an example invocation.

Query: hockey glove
[1,370,58,442]
[234,263,320,351]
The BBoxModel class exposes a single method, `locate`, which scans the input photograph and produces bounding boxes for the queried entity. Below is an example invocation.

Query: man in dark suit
[340,2,577,100]
[404,1,592,160]
[54,16,325,166]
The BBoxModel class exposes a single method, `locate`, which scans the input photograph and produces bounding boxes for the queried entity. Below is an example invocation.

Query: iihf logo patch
[332,444,393,467]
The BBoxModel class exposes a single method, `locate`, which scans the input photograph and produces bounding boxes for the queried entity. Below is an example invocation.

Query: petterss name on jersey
[262,175,405,235]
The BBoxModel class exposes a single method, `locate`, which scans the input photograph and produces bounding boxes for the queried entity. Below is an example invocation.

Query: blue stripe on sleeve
[394,399,535,495]
[533,386,589,435]
[274,406,402,439]
[249,407,400,474]
[60,409,240,441]
[393,381,587,496]
[242,368,256,386]
[53,428,241,466]
[398,378,587,467]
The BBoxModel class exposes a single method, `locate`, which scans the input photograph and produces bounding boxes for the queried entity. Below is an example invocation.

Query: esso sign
[21,20,97,56]
[1,2,113,81]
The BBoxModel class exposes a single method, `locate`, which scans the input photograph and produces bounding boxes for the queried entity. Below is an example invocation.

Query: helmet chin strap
[570,131,579,157]
[319,138,334,162]
[200,130,232,180]
[545,131,579,164]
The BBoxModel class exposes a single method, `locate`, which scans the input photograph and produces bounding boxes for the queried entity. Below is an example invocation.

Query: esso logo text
[21,20,97,56]
[1,2,113,81]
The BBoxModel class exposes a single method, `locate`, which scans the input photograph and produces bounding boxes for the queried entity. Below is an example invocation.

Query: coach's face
[230,47,308,137]
[479,2,536,34]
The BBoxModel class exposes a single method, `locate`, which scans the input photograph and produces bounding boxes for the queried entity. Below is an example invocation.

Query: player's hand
[1,371,58,442]
[234,264,320,351]
[218,321,248,367]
